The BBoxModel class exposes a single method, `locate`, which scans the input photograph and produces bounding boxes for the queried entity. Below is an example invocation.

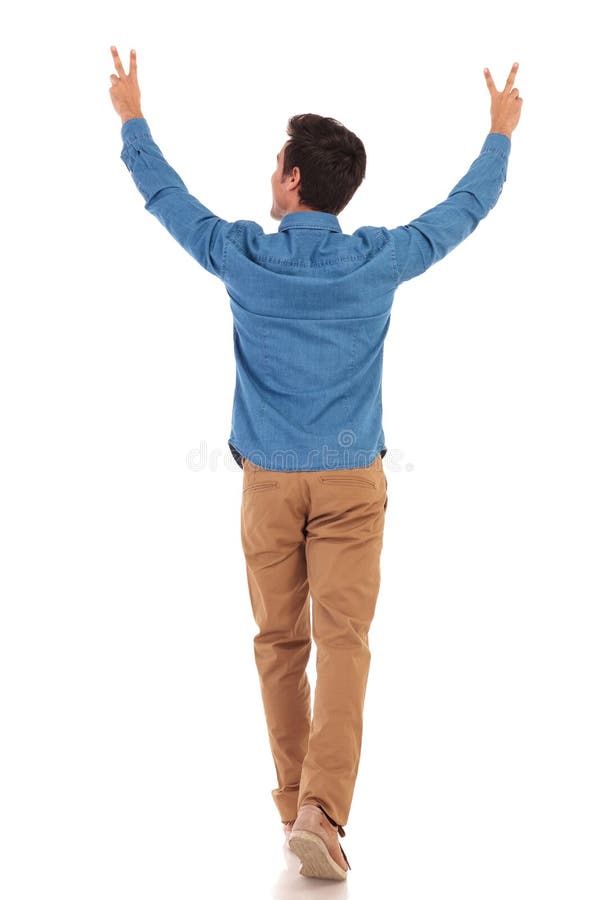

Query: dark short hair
[282,113,367,215]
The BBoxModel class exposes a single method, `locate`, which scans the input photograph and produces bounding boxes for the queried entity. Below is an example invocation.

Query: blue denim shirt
[120,117,511,471]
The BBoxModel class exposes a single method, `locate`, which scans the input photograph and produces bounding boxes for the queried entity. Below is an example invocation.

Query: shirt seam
[222,221,242,281]
[279,226,340,233]
[254,254,366,267]
[381,227,400,283]
[228,233,367,268]
[415,233,428,272]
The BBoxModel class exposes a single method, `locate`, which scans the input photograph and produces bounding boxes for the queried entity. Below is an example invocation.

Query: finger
[110,45,126,77]
[129,48,137,78]
[483,67,497,94]
[503,62,519,93]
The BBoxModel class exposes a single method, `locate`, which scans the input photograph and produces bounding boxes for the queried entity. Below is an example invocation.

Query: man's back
[224,212,396,471]
[120,120,510,471]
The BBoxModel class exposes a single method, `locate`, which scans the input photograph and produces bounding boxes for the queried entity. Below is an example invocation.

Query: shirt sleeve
[119,117,236,280]
[388,132,511,286]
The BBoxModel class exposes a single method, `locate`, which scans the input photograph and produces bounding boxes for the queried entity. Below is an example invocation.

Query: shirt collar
[278,211,341,233]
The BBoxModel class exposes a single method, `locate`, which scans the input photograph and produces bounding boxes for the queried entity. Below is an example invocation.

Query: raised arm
[109,46,235,280]
[389,62,523,287]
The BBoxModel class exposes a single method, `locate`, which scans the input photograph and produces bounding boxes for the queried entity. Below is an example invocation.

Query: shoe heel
[288,830,348,881]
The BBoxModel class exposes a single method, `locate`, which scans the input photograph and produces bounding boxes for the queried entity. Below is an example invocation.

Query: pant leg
[240,459,312,823]
[298,455,388,830]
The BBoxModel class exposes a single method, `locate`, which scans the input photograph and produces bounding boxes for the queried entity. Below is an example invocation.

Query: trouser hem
[272,785,300,822]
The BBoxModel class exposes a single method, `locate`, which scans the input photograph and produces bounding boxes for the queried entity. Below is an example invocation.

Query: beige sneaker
[288,804,351,880]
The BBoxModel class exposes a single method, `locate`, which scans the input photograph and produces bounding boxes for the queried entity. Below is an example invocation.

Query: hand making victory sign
[483,61,523,139]
[108,45,144,124]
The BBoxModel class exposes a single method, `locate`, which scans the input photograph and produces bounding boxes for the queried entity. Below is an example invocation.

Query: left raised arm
[110,46,235,279]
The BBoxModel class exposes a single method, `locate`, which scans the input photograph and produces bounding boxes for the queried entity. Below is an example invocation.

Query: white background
[1,1,598,898]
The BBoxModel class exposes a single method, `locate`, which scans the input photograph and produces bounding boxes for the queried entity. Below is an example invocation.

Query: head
[270,113,367,221]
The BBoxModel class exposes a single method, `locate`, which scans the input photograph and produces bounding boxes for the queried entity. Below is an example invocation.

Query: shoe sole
[288,830,348,880]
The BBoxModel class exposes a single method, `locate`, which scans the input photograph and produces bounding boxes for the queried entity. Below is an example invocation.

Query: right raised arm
[388,63,522,286]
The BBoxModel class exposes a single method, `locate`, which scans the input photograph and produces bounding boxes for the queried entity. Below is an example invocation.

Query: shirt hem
[228,438,386,472]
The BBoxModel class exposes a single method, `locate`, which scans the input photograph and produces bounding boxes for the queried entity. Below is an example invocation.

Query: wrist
[121,111,144,125]
[490,127,512,139]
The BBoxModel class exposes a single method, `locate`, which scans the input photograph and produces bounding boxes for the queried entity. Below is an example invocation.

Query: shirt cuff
[482,131,511,157]
[121,116,151,143]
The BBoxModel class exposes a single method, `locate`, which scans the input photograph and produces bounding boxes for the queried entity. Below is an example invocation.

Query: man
[109,46,522,881]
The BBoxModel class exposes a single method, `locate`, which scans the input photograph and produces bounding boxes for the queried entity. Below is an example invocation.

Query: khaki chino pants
[240,453,388,833]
